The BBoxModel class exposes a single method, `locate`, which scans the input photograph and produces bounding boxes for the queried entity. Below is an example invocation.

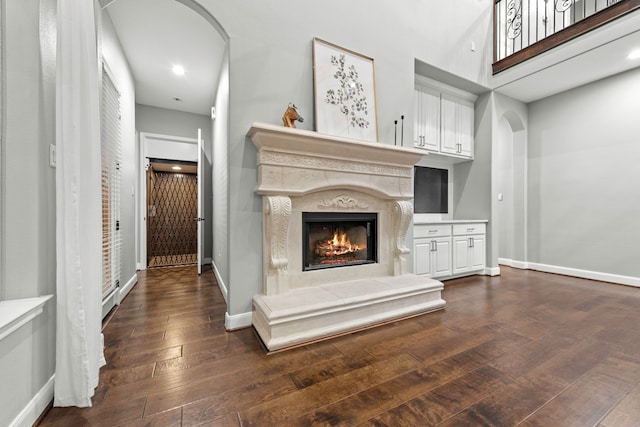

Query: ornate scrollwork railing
[495,0,631,68]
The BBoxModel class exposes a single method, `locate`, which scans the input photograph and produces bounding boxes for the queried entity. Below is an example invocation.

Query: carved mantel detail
[392,201,413,276]
[264,196,291,272]
[318,195,369,209]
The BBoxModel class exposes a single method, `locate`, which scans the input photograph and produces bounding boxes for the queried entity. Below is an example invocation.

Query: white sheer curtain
[54,0,105,407]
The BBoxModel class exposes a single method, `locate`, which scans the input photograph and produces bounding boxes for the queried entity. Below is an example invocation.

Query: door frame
[137,132,198,270]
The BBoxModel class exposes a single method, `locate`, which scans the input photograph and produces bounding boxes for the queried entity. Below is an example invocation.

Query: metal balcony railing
[494,0,640,73]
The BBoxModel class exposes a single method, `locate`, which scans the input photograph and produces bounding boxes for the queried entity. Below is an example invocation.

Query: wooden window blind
[100,63,122,299]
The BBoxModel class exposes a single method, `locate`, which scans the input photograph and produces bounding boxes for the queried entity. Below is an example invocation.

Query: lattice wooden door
[147,168,198,267]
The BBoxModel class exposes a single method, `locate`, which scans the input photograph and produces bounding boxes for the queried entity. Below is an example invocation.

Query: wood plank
[600,382,640,427]
[521,355,640,426]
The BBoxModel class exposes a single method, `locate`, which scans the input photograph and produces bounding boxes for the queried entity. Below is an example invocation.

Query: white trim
[415,74,478,103]
[225,311,252,331]
[211,260,228,304]
[528,262,640,288]
[498,258,529,269]
[117,273,138,303]
[512,260,529,270]
[498,257,513,267]
[485,266,501,276]
[0,296,53,342]
[9,374,54,427]
[101,290,118,319]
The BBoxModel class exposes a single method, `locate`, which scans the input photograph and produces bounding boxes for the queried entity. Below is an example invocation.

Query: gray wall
[198,0,494,316]
[1,0,57,425]
[528,67,640,277]
[453,92,494,264]
[212,47,230,295]
[136,103,214,261]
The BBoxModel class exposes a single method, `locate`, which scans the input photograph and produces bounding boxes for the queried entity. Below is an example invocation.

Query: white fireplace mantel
[248,122,425,199]
[248,123,445,351]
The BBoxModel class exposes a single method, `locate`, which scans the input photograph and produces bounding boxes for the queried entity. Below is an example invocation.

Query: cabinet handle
[470,237,474,248]
[428,229,437,233]
[467,228,475,232]
[431,240,436,252]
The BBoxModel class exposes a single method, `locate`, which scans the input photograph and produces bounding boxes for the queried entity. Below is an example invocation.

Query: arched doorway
[102,0,229,276]
[497,111,527,268]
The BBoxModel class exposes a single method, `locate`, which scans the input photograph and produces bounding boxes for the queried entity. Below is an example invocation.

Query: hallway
[38,267,640,426]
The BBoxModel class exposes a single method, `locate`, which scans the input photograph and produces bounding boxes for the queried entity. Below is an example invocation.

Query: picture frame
[312,38,379,142]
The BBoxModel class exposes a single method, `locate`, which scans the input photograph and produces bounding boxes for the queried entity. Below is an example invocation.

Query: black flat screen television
[414,166,448,214]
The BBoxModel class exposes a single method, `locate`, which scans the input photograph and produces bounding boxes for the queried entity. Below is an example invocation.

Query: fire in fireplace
[302,212,377,271]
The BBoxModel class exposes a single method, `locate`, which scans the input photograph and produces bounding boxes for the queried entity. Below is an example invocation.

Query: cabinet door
[440,93,458,155]
[421,87,440,151]
[414,239,433,276]
[457,99,474,158]
[441,94,474,158]
[432,237,451,278]
[452,235,470,274]
[469,235,485,271]
[414,86,440,151]
[413,89,422,147]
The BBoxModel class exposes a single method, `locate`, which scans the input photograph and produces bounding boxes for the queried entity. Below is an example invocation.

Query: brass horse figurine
[282,103,304,128]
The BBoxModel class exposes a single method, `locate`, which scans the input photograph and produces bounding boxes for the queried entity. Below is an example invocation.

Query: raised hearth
[248,123,445,351]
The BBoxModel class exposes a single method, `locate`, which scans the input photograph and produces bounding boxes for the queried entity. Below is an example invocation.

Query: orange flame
[327,231,359,255]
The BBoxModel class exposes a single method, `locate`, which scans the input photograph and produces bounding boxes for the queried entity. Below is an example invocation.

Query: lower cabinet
[414,222,486,280]
[414,237,451,279]
[452,234,486,275]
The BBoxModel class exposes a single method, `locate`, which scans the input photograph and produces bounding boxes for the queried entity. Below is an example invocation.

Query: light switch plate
[49,144,57,167]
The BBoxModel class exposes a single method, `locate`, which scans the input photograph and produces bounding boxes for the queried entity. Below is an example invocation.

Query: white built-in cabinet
[451,223,486,275]
[414,221,486,280]
[413,79,476,161]
[413,224,451,279]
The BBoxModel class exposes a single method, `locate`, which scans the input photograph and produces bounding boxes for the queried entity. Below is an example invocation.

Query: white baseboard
[512,260,529,269]
[498,257,510,266]
[136,262,145,271]
[10,374,54,427]
[118,274,138,304]
[528,262,640,288]
[485,266,501,276]
[498,258,529,269]
[225,311,252,331]
[211,261,228,304]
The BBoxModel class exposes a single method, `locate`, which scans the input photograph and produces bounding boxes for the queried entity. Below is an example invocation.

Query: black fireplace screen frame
[302,212,378,271]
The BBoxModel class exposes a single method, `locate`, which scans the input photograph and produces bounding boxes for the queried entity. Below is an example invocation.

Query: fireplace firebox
[302,212,377,271]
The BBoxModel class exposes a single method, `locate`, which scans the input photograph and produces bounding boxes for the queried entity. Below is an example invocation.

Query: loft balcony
[493,0,640,74]
[492,0,640,102]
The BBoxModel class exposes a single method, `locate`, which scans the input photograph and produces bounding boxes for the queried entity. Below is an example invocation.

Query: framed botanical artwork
[313,38,378,142]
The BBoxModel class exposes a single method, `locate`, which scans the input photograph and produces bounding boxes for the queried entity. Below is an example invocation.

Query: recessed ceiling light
[628,49,640,60]
[172,65,185,75]
[171,166,182,171]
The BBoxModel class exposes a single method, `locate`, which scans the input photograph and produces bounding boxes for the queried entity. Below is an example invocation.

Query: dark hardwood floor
[38,265,640,426]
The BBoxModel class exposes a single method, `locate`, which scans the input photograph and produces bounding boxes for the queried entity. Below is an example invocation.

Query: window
[100,62,122,300]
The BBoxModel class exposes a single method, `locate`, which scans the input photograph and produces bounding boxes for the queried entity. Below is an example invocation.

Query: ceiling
[104,0,227,116]
[150,160,197,174]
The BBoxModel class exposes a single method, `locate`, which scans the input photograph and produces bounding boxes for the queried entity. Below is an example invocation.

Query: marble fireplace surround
[248,123,445,351]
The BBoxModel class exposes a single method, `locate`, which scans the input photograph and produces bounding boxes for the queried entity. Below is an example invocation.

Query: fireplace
[248,123,445,352]
[303,212,377,271]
